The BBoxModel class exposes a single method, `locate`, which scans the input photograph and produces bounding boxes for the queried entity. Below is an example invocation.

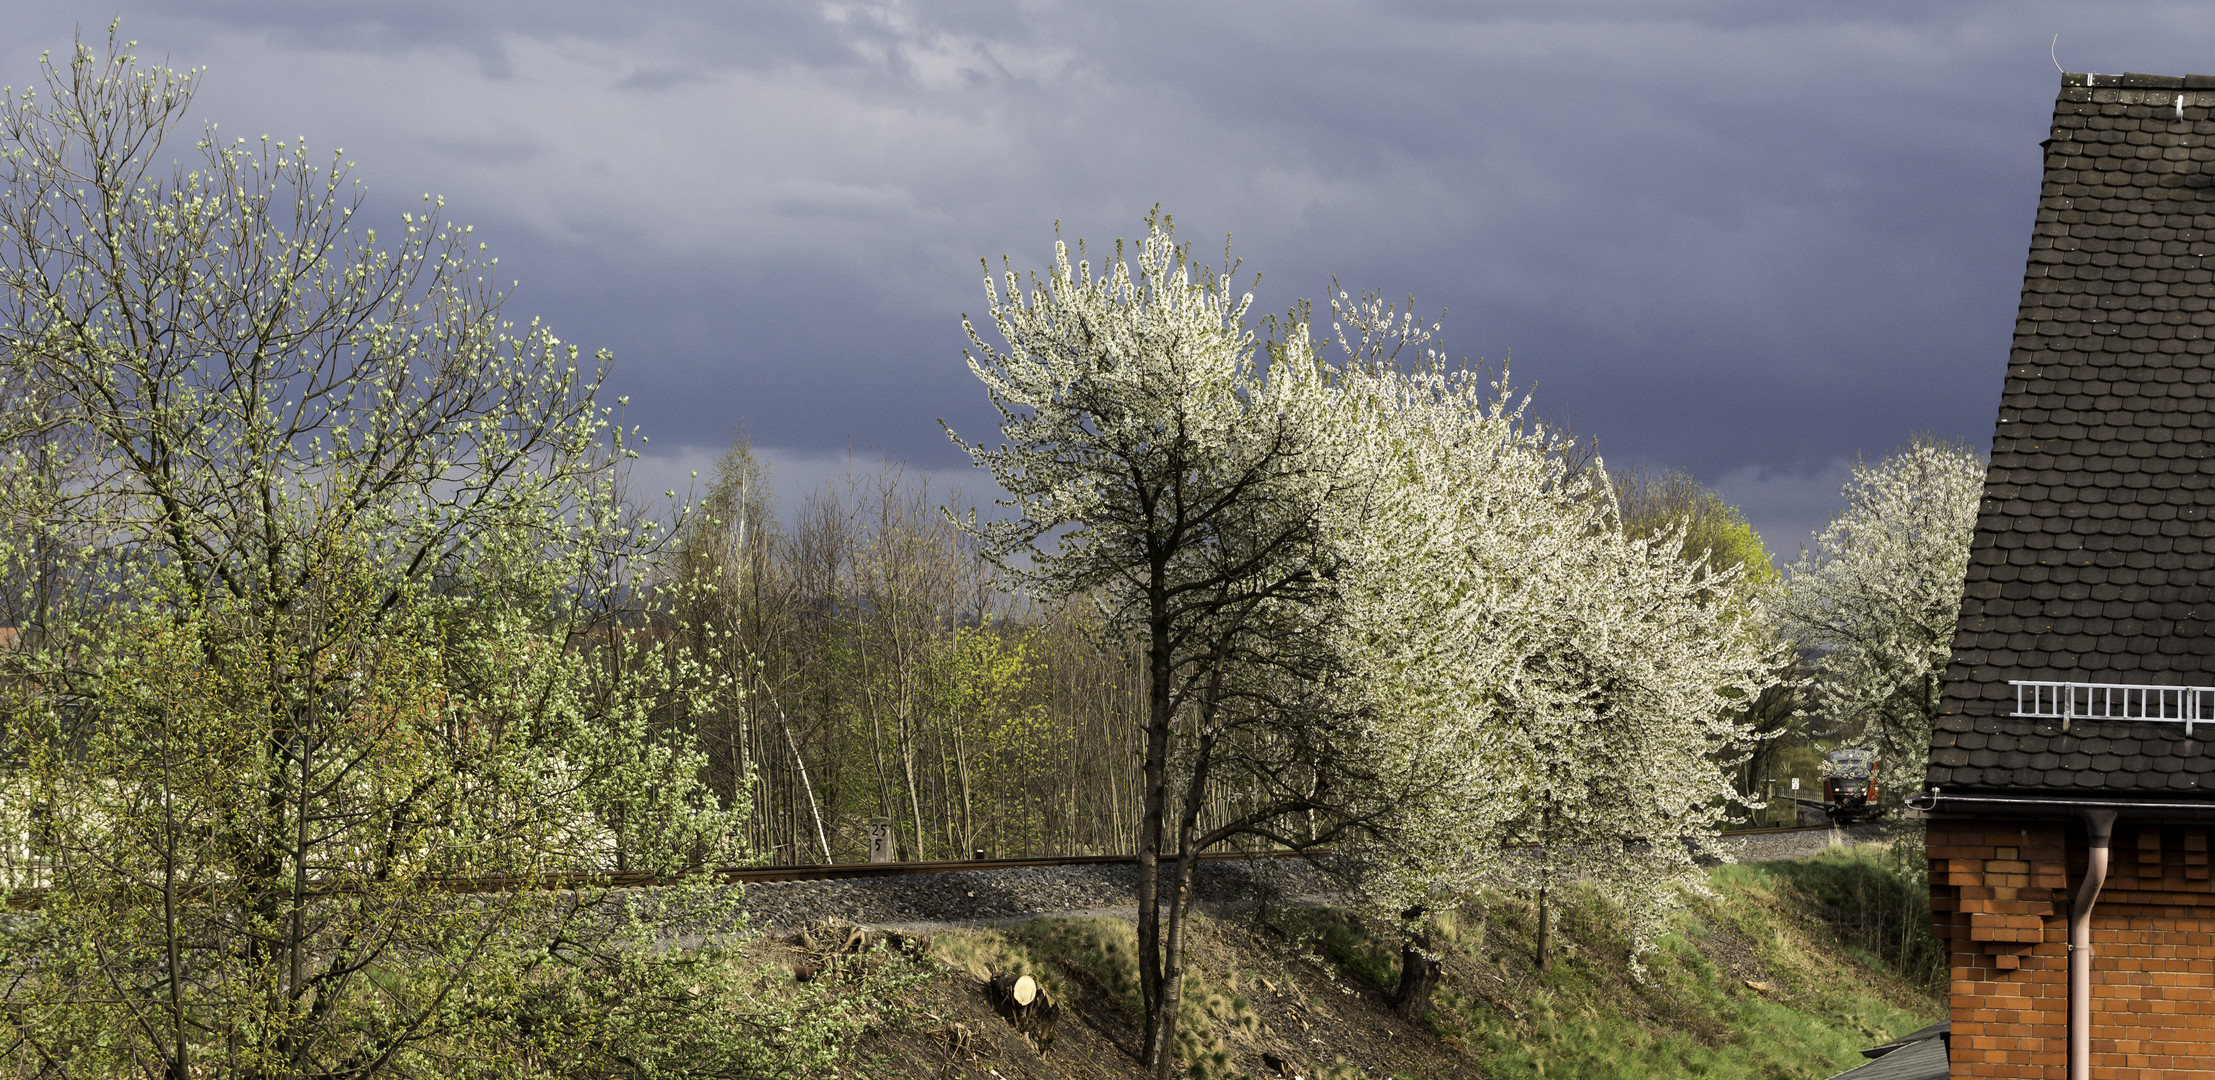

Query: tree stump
[985,971,1060,1051]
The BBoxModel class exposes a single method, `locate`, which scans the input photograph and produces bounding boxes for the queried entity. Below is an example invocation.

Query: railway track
[0,823,1864,903]
[1717,822,1864,838]
[711,821,1854,885]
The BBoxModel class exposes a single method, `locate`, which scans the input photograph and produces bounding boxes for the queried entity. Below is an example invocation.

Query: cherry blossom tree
[947,211,1354,1076]
[1778,437,1986,797]
[1484,511,1775,976]
[954,231,1784,1063]
[1319,292,1776,1002]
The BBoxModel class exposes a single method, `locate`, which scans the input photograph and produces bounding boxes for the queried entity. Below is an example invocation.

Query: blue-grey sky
[5,2,2212,555]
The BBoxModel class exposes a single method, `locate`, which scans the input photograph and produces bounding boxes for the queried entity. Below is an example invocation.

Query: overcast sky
[6,1,2213,556]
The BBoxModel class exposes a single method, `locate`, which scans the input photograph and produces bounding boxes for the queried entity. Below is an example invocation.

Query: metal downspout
[2069,809,2117,1080]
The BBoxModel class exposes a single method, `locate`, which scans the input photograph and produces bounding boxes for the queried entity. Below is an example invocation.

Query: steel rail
[453,823,1851,888]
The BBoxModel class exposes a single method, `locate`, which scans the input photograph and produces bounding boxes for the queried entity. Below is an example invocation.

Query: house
[1924,71,2215,1079]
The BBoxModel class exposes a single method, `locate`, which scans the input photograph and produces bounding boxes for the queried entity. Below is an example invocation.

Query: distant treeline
[658,441,1205,864]
[648,438,1813,866]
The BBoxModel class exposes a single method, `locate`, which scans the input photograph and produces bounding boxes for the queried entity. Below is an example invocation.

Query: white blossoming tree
[954,230,1784,1064]
[1778,437,1987,798]
[949,212,1362,1076]
[1319,293,1775,1003]
[1486,514,1774,975]
[1314,308,1590,1010]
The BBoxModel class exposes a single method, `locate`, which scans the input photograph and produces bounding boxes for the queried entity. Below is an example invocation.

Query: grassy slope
[1417,846,1945,1080]
[842,842,1946,1080]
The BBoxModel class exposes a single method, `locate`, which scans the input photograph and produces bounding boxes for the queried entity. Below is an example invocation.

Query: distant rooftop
[1824,1022,1948,1080]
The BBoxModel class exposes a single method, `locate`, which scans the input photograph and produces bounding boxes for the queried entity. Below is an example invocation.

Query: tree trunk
[1145,748,1215,1080]
[1145,707,1221,1080]
[761,677,832,861]
[1394,908,1441,1019]
[1536,886,1553,973]
[953,717,976,856]
[1134,623,1173,1072]
[901,709,928,861]
[867,705,902,858]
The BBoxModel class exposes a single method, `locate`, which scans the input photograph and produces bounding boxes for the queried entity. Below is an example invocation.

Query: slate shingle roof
[1929,73,2215,796]
[1824,1022,1949,1080]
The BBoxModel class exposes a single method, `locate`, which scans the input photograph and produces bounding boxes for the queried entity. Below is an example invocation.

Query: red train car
[1819,747,1879,823]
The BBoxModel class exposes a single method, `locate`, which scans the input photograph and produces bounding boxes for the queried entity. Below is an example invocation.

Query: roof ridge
[2067,71,2215,90]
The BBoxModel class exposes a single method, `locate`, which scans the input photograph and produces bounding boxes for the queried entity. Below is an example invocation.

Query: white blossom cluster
[949,218,1339,617]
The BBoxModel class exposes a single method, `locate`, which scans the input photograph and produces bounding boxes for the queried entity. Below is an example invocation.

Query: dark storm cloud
[2,0,2211,548]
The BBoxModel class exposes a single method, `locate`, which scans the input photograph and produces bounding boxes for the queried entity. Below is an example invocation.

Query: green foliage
[0,549,888,1076]
[1610,467,1778,590]
[940,620,1062,856]
[1462,860,1935,1080]
[928,927,1057,992]
[447,896,929,1079]
[0,28,908,1078]
[666,437,1123,868]
[1173,969,1261,1080]
[1733,830,1946,989]
[1308,910,1403,990]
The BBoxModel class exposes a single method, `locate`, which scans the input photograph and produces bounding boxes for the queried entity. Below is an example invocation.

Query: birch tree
[1778,437,1985,797]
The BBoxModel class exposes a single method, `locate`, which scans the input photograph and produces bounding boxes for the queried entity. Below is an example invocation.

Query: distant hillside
[820,841,1945,1080]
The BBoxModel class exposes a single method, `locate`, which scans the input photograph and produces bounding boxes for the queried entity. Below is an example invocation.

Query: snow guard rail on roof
[2010,680,2215,734]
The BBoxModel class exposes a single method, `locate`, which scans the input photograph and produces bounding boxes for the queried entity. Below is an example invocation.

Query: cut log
[985,970,1060,1051]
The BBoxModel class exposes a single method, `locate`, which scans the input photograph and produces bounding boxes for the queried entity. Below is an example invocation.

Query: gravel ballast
[740,857,1340,932]
[736,824,1907,932]
[1717,822,1900,863]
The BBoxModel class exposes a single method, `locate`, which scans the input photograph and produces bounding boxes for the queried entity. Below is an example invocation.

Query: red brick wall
[1929,818,2215,1079]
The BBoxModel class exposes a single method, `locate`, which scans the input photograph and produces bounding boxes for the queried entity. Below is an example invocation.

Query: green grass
[1402,843,1945,1080]
[1010,916,1267,1080]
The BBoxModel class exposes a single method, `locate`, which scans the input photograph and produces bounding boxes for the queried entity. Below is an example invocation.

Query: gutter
[2069,809,2116,1080]
[1906,788,2215,815]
